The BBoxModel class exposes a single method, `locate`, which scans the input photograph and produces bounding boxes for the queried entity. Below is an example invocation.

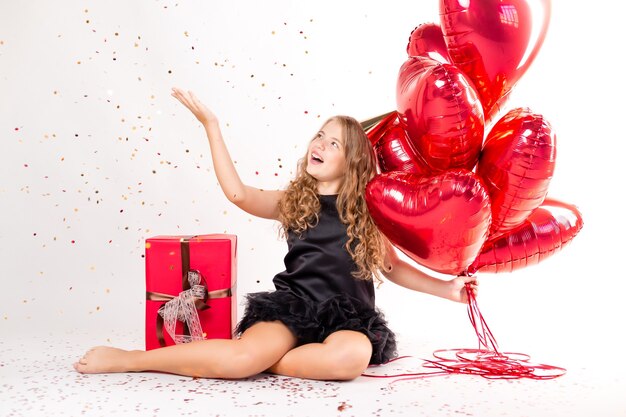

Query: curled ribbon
[362,283,565,382]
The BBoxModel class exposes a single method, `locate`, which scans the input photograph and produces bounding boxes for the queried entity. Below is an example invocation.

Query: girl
[73,88,478,381]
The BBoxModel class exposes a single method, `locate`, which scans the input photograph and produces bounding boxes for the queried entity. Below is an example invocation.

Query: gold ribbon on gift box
[146,236,234,347]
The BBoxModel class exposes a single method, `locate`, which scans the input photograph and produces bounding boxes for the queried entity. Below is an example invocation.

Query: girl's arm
[381,239,478,303]
[172,88,284,220]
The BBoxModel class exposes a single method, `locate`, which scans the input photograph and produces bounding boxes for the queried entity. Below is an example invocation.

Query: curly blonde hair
[277,115,387,283]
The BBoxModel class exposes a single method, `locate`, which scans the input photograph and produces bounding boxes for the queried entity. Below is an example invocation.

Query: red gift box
[145,234,237,350]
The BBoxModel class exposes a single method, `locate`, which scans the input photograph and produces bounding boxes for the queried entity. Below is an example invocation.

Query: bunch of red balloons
[365,0,583,276]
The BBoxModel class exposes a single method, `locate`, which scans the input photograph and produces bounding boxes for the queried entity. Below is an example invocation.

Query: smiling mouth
[311,152,324,163]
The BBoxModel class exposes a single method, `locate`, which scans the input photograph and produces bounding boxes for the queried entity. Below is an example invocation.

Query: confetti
[338,401,352,411]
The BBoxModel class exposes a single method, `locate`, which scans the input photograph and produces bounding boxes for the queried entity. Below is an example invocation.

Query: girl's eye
[331,142,339,148]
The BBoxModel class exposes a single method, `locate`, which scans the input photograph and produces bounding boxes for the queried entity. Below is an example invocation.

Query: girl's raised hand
[171,87,218,126]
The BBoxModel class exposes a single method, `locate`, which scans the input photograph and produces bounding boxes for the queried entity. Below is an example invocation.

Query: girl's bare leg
[266,330,372,381]
[74,321,297,379]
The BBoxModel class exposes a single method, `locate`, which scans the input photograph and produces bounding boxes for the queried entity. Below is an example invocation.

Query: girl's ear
[382,237,398,271]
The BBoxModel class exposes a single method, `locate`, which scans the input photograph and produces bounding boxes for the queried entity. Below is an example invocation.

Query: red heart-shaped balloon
[367,112,431,175]
[440,0,551,122]
[396,57,484,173]
[468,198,583,274]
[406,22,451,64]
[366,170,491,275]
[477,108,556,238]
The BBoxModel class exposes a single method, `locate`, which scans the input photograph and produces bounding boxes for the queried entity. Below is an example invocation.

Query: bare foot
[73,346,140,374]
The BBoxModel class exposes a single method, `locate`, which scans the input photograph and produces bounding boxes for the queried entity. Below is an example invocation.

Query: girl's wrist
[203,119,219,129]
[441,279,458,301]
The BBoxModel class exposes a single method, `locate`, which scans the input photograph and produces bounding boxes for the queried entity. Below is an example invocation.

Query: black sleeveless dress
[236,194,397,365]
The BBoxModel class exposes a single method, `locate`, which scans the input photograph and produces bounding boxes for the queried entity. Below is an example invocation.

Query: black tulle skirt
[235,290,397,365]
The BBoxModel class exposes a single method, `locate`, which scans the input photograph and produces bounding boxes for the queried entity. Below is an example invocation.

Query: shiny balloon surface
[468,199,583,274]
[366,170,491,275]
[396,57,484,173]
[439,0,551,122]
[476,108,556,238]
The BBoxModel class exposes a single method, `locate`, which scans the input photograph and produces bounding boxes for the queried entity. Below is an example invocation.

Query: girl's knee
[334,353,371,380]
[210,349,261,379]
[325,333,372,380]
[208,322,296,379]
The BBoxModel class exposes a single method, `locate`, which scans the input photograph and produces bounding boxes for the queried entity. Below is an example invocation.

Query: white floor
[2,330,624,417]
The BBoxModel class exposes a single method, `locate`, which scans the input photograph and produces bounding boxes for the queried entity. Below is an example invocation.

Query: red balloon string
[363,283,566,382]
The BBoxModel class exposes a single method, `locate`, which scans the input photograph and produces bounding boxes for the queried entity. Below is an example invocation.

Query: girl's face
[306,119,346,195]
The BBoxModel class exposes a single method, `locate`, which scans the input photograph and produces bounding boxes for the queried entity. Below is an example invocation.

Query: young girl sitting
[73,88,478,381]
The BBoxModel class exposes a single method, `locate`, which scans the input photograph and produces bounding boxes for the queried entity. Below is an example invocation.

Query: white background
[1,0,624,383]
